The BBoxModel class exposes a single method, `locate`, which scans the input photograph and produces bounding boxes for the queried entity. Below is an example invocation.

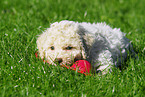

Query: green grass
[0,0,145,96]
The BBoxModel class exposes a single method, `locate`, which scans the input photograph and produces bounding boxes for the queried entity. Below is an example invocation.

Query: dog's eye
[50,46,55,50]
[65,46,73,50]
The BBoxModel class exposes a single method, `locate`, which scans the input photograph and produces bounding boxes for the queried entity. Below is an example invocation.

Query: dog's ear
[78,25,95,59]
[36,33,46,59]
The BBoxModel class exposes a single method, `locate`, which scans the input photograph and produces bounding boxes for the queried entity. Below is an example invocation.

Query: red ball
[70,60,91,73]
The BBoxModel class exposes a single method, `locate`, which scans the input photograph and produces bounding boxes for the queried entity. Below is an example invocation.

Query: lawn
[0,0,145,96]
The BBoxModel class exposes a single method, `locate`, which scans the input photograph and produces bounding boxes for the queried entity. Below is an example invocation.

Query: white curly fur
[37,20,135,74]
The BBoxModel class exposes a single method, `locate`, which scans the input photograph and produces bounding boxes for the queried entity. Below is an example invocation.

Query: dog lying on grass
[36,20,135,74]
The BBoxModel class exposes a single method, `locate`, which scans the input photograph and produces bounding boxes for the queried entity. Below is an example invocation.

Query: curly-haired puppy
[37,20,135,74]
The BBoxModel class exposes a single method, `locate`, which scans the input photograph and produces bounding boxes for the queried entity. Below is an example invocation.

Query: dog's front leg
[96,50,114,75]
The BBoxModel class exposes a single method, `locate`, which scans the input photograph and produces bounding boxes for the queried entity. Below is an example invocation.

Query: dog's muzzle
[54,58,63,64]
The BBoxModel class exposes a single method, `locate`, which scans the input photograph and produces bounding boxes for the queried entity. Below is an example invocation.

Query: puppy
[37,20,135,74]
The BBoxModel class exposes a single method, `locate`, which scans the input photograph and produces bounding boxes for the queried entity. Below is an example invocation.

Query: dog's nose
[55,58,63,64]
